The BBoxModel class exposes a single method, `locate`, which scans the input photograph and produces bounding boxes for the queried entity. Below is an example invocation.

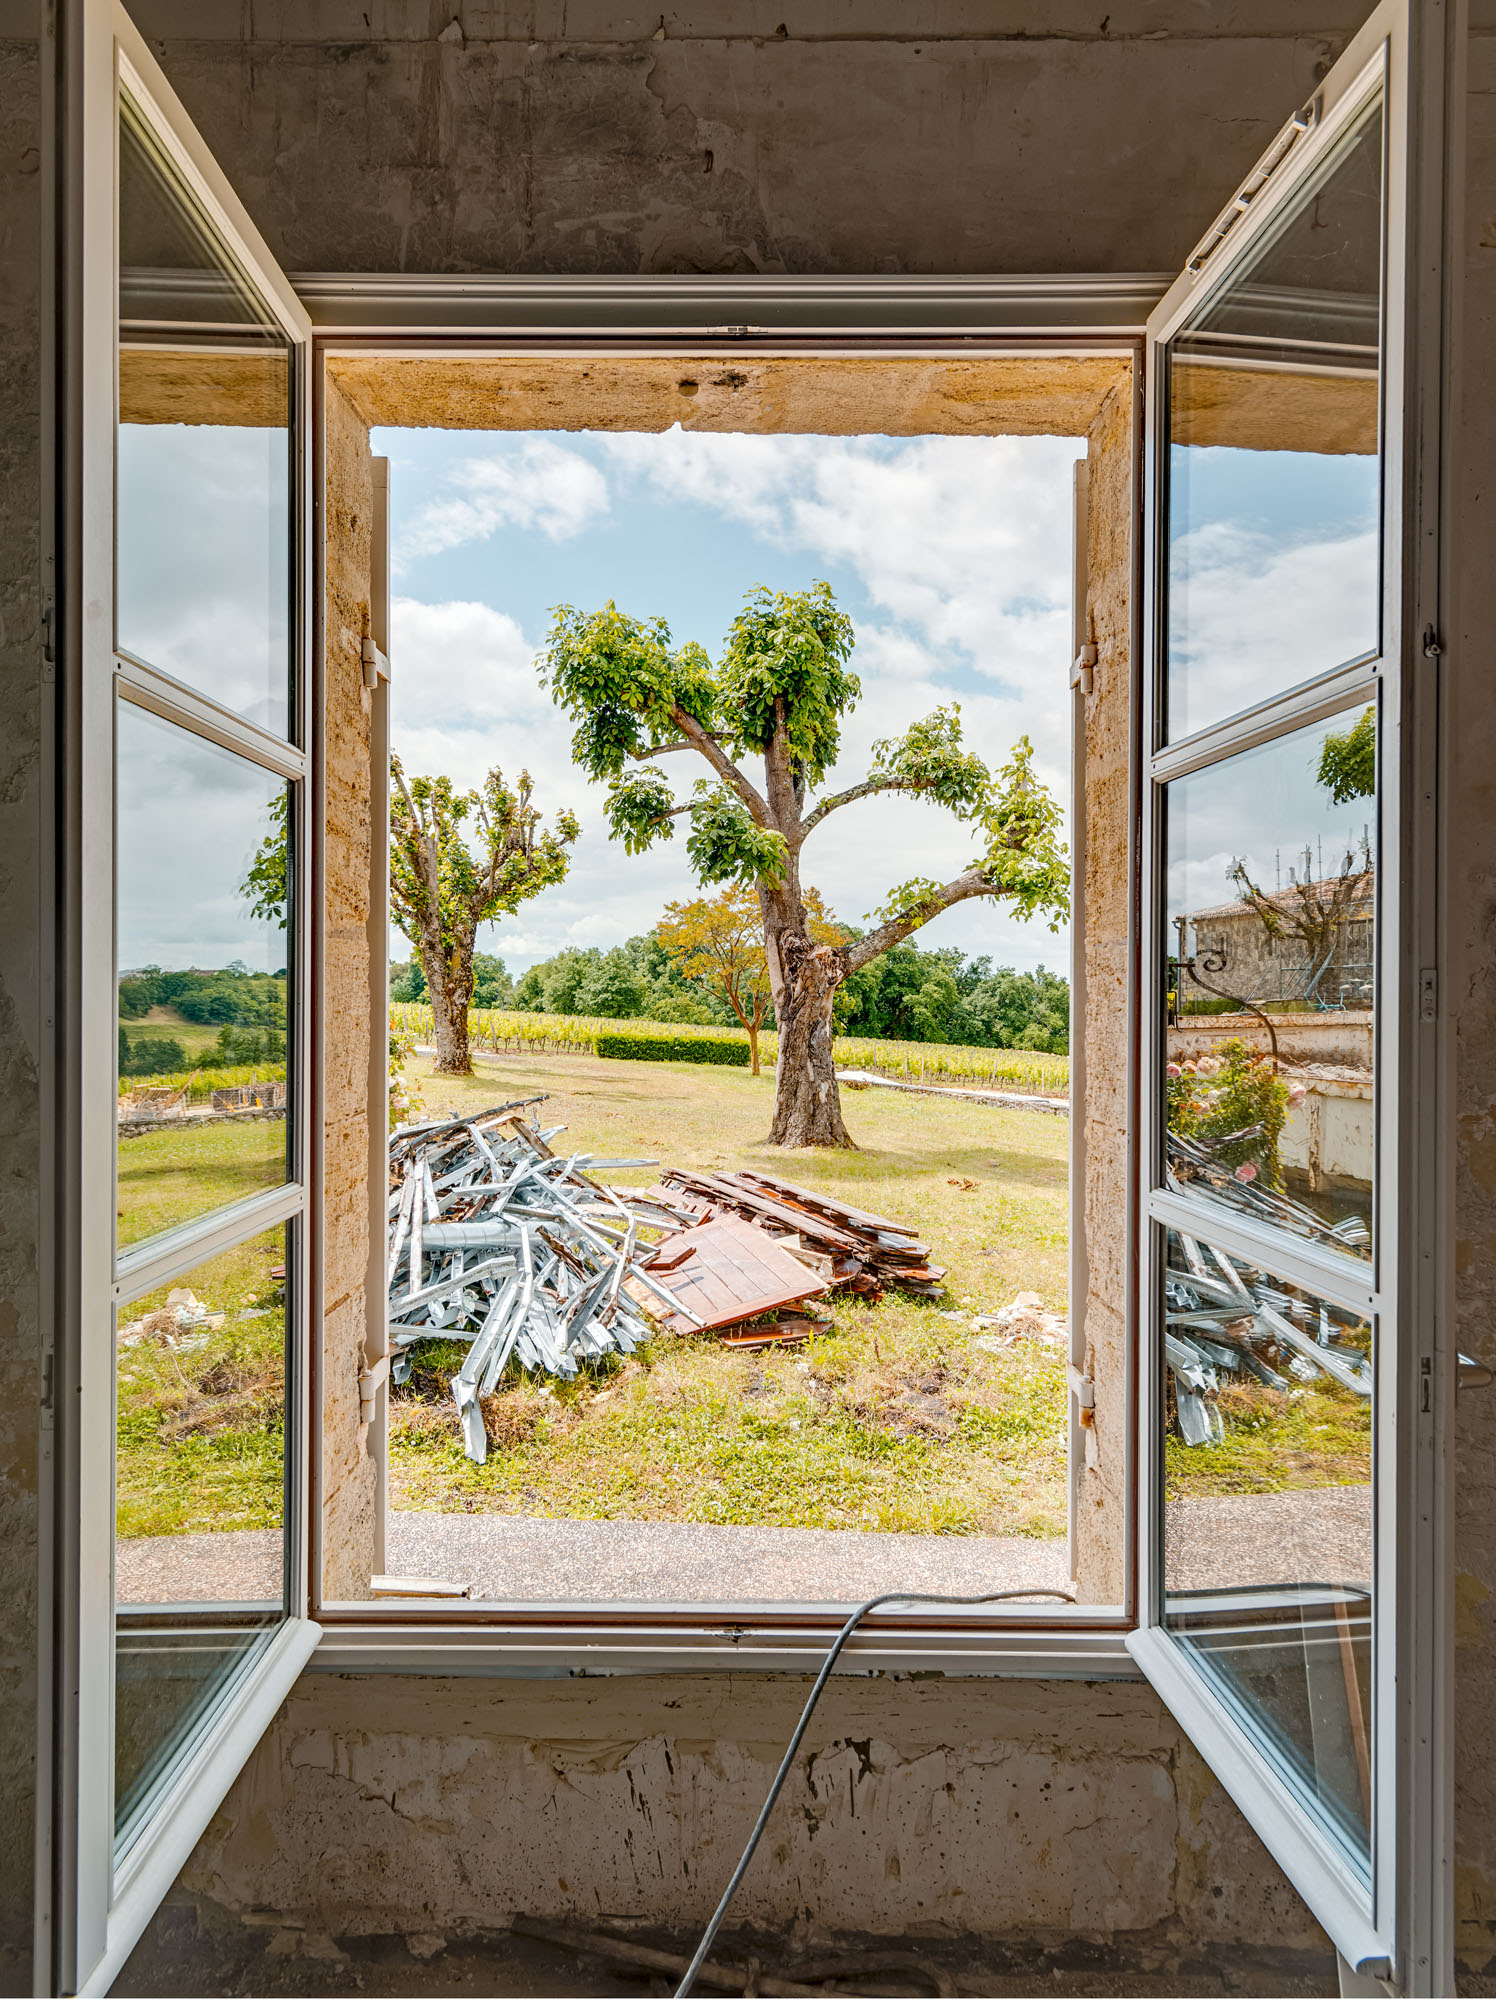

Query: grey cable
[673,1587,1076,1997]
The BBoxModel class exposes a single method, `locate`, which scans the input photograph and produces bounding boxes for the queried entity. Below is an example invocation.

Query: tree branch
[799,776,919,841]
[632,739,697,759]
[844,869,994,973]
[670,704,772,824]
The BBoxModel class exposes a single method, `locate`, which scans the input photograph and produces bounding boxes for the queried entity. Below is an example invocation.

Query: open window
[48,0,1450,1990]
[1127,2,1447,1986]
[55,8,319,1991]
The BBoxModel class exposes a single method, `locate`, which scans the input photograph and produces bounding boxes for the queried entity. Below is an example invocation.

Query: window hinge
[1420,968,1438,1023]
[1070,642,1098,697]
[359,1350,390,1422]
[362,635,391,690]
[1066,1363,1094,1412]
[1422,624,1443,659]
[1459,1353,1495,1397]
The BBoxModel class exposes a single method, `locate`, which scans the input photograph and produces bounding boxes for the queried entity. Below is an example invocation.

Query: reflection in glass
[1165,94,1383,742]
[1160,1226,1372,1868]
[117,90,293,736]
[116,702,292,1250]
[1164,708,1375,1258]
[114,1223,288,1855]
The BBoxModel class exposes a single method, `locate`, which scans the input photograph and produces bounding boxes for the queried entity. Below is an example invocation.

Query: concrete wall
[170,1668,1330,1961]
[0,8,43,1994]
[1444,5,1496,1973]
[126,3,1369,282]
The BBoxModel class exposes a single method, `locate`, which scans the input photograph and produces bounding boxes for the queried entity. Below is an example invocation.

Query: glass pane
[114,1221,288,1856]
[1164,707,1375,1259]
[1160,1225,1372,1871]
[117,89,293,737]
[1165,95,1383,742]
[116,703,292,1252]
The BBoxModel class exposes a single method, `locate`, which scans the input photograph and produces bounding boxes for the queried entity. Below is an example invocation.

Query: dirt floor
[116,1903,1343,1998]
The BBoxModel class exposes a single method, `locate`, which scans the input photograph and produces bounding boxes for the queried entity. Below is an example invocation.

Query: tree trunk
[769,948,853,1148]
[747,1022,760,1077]
[421,942,474,1075]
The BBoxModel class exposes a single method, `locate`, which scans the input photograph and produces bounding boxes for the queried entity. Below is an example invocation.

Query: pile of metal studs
[387,1098,700,1464]
[1164,1225,1372,1447]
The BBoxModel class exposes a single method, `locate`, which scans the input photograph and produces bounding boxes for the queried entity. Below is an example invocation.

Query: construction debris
[657,1168,947,1297]
[388,1098,700,1463]
[1164,1226,1372,1446]
[389,1109,948,1464]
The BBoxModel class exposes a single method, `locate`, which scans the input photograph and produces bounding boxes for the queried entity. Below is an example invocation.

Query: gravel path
[114,1515,1071,1605]
[1165,1485,1372,1594]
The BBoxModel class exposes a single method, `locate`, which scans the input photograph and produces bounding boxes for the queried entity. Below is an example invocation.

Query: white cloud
[398,439,609,564]
[388,433,1082,973]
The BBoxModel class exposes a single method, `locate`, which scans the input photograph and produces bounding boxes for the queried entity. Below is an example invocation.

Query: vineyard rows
[116,1061,289,1103]
[389,1002,1069,1098]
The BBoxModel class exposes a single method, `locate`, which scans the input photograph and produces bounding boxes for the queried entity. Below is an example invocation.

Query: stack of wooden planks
[653,1167,946,1300]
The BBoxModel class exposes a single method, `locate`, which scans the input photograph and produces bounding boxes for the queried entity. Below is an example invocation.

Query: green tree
[390,759,579,1074]
[541,582,1068,1145]
[1317,706,1375,804]
[577,947,648,1019]
[241,790,290,928]
[656,883,843,1076]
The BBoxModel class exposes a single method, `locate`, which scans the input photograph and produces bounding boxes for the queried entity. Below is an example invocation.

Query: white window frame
[1126,3,1452,1991]
[58,10,320,1993]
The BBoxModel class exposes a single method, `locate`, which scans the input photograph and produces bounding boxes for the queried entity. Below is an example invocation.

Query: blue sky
[375,425,1085,977]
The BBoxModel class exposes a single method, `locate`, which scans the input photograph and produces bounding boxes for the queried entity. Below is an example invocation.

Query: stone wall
[320,375,379,1602]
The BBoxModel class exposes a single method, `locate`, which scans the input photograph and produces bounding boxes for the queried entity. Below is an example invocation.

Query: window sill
[311,1608,1140,1680]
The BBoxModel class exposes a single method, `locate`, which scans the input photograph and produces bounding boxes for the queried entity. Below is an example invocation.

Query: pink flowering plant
[1166,1037,1291,1186]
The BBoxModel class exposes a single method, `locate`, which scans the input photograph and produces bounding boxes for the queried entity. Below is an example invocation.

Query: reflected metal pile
[1164,1228,1372,1446]
[388,1099,697,1463]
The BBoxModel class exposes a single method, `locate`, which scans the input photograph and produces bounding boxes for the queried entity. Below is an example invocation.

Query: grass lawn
[118,1116,288,1248]
[126,1006,226,1059]
[116,1225,287,1540]
[391,1050,1071,1538]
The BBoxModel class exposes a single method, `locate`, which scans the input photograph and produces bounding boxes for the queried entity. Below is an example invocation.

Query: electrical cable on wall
[674,1588,1077,1998]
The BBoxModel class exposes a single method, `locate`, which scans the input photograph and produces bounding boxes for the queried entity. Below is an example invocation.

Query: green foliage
[868,704,989,814]
[118,1028,187,1076]
[838,944,1068,1054]
[1166,1038,1290,1185]
[540,602,717,778]
[1317,705,1375,805]
[472,952,513,1008]
[240,789,290,929]
[389,957,428,1003]
[684,782,789,887]
[212,1023,286,1065]
[117,966,286,1029]
[717,580,859,783]
[966,736,1070,930]
[595,1029,750,1066]
[578,948,649,1020]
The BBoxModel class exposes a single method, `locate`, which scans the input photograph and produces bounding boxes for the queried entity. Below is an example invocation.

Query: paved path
[1164,1486,1371,1593]
[115,1515,1072,1605]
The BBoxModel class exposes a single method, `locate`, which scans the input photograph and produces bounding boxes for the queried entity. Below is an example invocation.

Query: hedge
[595,1029,749,1067]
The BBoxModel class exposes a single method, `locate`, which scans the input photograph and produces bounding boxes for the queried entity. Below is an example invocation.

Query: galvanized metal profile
[290,271,1171,339]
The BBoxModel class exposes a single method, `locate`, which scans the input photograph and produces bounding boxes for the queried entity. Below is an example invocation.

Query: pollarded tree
[541,582,1068,1146]
[390,758,579,1075]
[656,882,844,1077]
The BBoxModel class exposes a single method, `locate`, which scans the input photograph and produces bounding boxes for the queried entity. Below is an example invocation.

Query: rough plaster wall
[125,4,1368,280]
[321,377,379,1603]
[1449,13,1496,1975]
[1074,373,1133,1607]
[179,1670,1328,1954]
[0,18,41,1993]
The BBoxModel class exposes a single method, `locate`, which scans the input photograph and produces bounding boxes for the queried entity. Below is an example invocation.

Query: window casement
[49,2,1451,1993]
